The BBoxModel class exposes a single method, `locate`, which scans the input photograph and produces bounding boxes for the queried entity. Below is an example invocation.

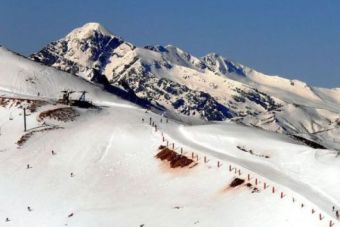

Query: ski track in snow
[97,133,115,162]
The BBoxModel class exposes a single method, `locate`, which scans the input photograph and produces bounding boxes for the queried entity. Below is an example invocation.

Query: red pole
[263,182,267,189]
[196,155,199,161]
[229,165,232,172]
[272,186,275,194]
[311,209,315,214]
[255,178,258,185]
[191,152,194,159]
[204,156,207,163]
[172,143,174,149]
[247,174,250,181]
[280,192,284,199]
[217,161,221,168]
[319,213,324,220]
[238,169,241,176]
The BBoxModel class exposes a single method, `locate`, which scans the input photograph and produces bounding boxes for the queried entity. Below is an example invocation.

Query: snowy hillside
[0,46,131,108]
[31,22,340,150]
[1,46,340,226]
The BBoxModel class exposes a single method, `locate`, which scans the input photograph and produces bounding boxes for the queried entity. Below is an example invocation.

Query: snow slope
[0,46,132,108]
[0,45,339,227]
[1,97,339,227]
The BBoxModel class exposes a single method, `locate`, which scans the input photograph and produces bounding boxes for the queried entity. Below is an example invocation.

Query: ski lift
[59,90,75,105]
[78,91,88,102]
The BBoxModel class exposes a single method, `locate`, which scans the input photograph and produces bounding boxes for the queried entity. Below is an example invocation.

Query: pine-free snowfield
[0,101,339,227]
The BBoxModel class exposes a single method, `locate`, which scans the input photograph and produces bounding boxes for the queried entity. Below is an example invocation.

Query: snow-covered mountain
[1,43,339,226]
[31,22,340,150]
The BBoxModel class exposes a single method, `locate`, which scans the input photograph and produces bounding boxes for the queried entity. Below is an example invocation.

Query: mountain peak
[66,22,113,40]
[204,52,222,59]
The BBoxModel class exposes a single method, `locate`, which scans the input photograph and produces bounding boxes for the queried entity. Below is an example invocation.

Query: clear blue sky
[1,0,339,87]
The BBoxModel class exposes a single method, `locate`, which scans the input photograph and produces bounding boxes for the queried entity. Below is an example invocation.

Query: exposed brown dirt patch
[245,182,260,193]
[156,147,194,168]
[0,97,47,112]
[16,126,62,147]
[38,107,79,122]
[230,178,245,187]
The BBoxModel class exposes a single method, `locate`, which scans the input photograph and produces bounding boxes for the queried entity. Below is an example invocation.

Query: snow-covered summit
[31,22,135,81]
[65,22,115,40]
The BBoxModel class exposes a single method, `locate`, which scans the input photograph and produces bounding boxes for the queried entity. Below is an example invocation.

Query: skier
[70,172,74,177]
[51,150,56,155]
[336,210,339,219]
[26,164,30,169]
[142,118,144,123]
[5,217,10,222]
[27,206,32,212]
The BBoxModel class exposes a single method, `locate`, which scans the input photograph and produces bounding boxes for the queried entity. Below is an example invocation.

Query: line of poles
[144,115,338,227]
